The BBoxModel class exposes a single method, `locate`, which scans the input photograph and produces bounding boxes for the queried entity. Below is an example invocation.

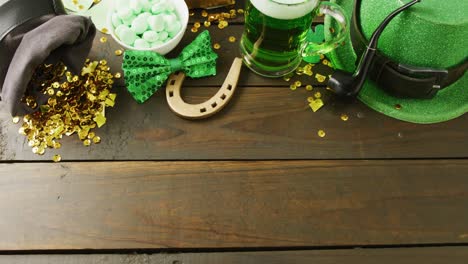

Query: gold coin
[115,49,123,56]
[12,116,20,124]
[318,130,326,138]
[83,139,92,147]
[52,154,62,162]
[93,136,101,144]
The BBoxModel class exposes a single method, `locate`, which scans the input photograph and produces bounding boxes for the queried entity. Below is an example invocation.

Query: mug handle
[302,2,348,58]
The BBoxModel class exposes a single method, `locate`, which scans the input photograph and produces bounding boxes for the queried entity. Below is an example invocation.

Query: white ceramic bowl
[108,0,189,55]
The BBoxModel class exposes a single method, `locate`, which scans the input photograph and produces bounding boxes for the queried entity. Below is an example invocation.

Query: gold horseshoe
[165,57,243,119]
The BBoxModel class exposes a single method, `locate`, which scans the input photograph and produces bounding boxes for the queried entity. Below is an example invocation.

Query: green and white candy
[111,0,183,49]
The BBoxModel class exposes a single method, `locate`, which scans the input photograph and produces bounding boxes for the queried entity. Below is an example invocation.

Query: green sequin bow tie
[122,31,218,103]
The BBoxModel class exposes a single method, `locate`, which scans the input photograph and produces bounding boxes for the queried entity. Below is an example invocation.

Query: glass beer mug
[240,0,348,77]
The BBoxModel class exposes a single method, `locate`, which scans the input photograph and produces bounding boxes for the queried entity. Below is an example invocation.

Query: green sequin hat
[326,0,468,124]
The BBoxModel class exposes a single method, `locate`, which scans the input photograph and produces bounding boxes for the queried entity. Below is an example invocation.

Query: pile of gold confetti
[15,59,117,161]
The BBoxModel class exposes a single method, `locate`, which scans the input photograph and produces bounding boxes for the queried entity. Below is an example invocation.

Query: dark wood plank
[1,159,468,250]
[1,247,468,264]
[1,87,467,161]
[90,26,334,87]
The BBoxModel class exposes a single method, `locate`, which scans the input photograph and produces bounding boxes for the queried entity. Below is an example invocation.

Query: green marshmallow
[143,31,159,43]
[134,38,151,49]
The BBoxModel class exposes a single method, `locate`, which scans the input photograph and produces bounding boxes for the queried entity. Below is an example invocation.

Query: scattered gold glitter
[93,136,101,144]
[114,72,122,79]
[194,22,201,28]
[12,116,20,124]
[315,73,326,83]
[83,139,92,147]
[228,36,236,42]
[213,43,221,49]
[204,21,211,27]
[290,84,297,91]
[341,114,349,121]
[191,27,198,33]
[218,20,228,29]
[314,92,322,98]
[395,104,402,110]
[100,37,107,43]
[201,10,208,17]
[115,49,123,56]
[309,98,324,112]
[18,60,116,156]
[52,154,62,162]
[318,129,326,138]
[306,85,313,91]
[294,81,302,87]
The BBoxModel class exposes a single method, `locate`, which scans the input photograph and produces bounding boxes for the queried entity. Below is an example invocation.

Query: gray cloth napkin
[1,15,96,116]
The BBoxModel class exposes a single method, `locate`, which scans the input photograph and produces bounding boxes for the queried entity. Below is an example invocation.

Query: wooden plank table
[0,1,467,262]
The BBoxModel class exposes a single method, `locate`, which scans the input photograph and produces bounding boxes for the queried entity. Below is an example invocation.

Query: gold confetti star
[228,36,236,42]
[213,43,221,49]
[100,37,107,43]
[306,85,313,91]
[341,114,349,121]
[114,72,122,79]
[294,81,302,87]
[12,116,20,124]
[204,21,211,27]
[194,22,201,28]
[191,27,198,33]
[201,10,208,17]
[314,92,322,98]
[290,84,297,91]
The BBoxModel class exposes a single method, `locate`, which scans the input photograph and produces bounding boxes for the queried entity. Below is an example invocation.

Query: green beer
[240,0,348,77]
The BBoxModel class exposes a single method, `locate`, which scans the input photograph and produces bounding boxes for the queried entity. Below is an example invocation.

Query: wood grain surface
[1,160,468,250]
[1,247,468,264]
[1,87,467,161]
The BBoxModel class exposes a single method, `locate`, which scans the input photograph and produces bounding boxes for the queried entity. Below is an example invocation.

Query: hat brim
[326,0,468,124]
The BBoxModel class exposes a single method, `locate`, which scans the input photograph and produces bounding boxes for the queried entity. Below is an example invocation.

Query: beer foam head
[250,0,318,20]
